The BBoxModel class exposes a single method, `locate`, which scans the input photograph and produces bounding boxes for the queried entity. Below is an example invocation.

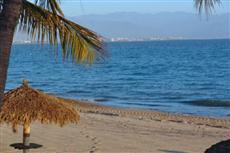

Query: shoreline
[61,98,230,129]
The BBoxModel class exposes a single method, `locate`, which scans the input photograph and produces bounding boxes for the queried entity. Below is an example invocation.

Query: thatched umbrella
[0,80,80,151]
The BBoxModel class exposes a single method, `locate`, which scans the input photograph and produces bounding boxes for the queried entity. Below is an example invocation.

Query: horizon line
[66,11,230,17]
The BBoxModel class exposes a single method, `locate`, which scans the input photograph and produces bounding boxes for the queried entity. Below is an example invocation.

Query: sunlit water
[6,39,230,117]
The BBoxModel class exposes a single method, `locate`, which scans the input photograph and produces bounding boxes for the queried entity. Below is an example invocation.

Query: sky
[60,0,230,16]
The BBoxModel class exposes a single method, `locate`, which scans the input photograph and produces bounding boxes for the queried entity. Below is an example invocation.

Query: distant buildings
[13,40,49,44]
[13,36,186,44]
[106,36,186,42]
[13,40,33,44]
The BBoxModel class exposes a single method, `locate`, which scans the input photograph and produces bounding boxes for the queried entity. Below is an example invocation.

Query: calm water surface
[6,39,230,117]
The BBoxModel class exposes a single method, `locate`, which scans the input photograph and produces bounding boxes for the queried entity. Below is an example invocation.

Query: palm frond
[34,0,64,16]
[19,0,105,63]
[195,0,221,14]
[0,0,4,14]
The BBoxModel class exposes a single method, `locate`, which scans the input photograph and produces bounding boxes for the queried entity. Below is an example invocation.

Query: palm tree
[0,0,104,106]
[195,0,221,14]
[0,0,221,106]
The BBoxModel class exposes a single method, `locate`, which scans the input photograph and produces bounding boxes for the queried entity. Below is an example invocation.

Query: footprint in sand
[79,125,100,153]
[85,135,90,138]
[88,136,100,153]
[80,130,90,138]
[91,146,96,149]
[89,145,99,153]
[80,130,100,153]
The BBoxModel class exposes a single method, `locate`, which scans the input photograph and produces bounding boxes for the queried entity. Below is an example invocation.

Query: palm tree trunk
[0,0,22,106]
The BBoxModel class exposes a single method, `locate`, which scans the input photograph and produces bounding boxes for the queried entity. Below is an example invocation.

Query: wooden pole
[23,123,30,153]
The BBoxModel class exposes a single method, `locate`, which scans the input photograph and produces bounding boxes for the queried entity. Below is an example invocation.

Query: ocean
[6,39,230,117]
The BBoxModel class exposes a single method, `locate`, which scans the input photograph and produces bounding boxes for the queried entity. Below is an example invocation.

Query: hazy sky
[60,0,230,16]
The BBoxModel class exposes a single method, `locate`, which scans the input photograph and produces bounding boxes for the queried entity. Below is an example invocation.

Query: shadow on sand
[205,139,230,153]
[10,143,43,150]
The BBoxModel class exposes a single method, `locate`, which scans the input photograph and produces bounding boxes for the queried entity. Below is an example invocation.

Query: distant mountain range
[14,12,230,41]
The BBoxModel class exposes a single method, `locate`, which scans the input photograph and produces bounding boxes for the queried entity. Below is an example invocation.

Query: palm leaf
[195,0,221,14]
[34,0,64,16]
[0,0,3,13]
[19,0,105,63]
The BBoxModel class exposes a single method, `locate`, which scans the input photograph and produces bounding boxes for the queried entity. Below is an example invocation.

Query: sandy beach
[0,99,230,153]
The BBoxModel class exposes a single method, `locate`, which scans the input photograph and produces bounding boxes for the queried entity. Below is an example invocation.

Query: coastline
[0,98,229,153]
[64,98,230,129]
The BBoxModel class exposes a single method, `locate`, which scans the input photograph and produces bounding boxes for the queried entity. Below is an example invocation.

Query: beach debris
[0,80,80,152]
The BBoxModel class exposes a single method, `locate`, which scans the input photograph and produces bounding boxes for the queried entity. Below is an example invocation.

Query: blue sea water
[6,39,230,117]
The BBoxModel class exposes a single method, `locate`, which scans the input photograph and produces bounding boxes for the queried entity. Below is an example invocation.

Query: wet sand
[0,99,229,153]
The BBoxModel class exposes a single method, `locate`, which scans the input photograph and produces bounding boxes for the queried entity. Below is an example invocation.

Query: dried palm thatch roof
[0,80,80,131]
